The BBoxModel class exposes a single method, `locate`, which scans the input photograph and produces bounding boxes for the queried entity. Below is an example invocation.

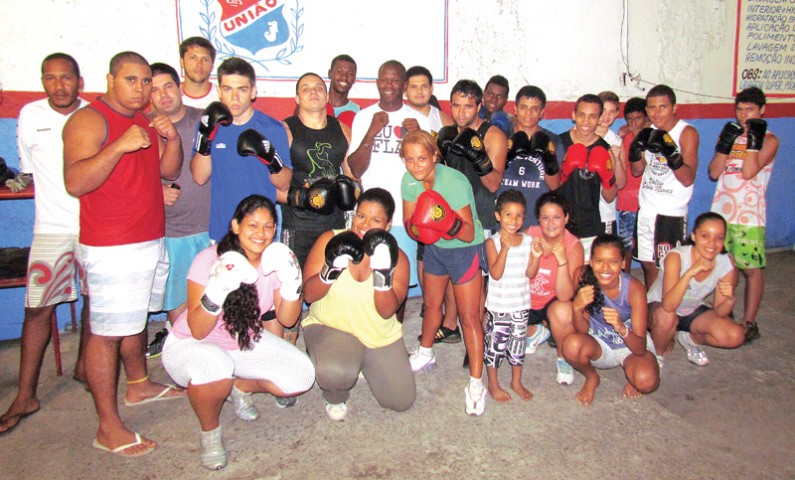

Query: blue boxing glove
[489,110,513,138]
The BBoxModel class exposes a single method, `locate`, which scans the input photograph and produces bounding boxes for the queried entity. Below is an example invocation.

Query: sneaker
[525,324,551,355]
[408,346,437,373]
[677,331,710,366]
[200,426,227,470]
[556,357,574,385]
[325,402,348,421]
[275,395,297,408]
[416,326,462,344]
[227,386,260,421]
[145,328,169,359]
[743,322,761,344]
[656,354,665,371]
[464,381,486,416]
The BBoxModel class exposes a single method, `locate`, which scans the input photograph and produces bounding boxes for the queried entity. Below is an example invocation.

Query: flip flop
[92,432,156,457]
[0,407,40,435]
[123,385,184,407]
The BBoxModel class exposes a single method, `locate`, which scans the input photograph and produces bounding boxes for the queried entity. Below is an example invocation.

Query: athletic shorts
[423,242,487,285]
[391,226,418,287]
[528,297,556,325]
[725,224,765,269]
[617,210,637,251]
[81,238,169,337]
[26,233,86,308]
[591,333,656,370]
[676,304,711,333]
[634,209,686,264]
[163,232,210,311]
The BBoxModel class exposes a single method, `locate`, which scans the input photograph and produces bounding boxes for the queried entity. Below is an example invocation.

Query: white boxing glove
[201,251,259,315]
[261,242,303,301]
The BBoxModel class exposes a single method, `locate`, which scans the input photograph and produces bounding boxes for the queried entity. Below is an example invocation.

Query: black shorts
[527,298,556,326]
[676,304,711,332]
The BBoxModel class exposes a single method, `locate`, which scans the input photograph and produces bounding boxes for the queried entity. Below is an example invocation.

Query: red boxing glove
[406,190,464,244]
[561,143,588,184]
[587,145,616,190]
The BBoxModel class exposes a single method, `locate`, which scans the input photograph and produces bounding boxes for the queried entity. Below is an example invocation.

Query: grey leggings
[303,324,416,410]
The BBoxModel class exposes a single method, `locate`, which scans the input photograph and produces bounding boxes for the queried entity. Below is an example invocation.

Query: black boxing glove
[629,127,653,163]
[715,122,744,155]
[319,231,364,284]
[450,128,493,176]
[529,130,560,176]
[647,129,683,170]
[237,129,285,174]
[334,175,361,211]
[362,228,399,291]
[196,102,232,155]
[745,118,768,152]
[507,131,531,168]
[435,125,458,159]
[288,178,337,214]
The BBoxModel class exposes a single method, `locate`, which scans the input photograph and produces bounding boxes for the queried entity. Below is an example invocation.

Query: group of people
[0,35,779,471]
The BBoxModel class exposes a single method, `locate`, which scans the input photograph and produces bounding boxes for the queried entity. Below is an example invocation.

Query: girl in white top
[648,212,744,368]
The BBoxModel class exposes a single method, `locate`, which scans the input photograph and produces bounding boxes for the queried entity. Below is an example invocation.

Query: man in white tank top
[629,84,700,290]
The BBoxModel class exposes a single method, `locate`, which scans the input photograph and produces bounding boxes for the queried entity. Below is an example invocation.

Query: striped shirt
[485,233,533,313]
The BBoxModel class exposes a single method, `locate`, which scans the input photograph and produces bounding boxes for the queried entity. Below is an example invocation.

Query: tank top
[282,115,349,230]
[485,233,532,312]
[638,120,693,216]
[444,121,497,230]
[588,271,632,350]
[557,132,611,238]
[79,99,164,246]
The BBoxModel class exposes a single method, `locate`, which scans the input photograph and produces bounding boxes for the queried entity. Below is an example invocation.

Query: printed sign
[734,0,795,97]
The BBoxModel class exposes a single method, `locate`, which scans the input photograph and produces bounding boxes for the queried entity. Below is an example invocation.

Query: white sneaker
[227,386,260,421]
[408,346,437,373]
[677,331,710,366]
[556,357,574,385]
[525,324,551,354]
[200,426,227,471]
[325,402,348,421]
[464,381,486,416]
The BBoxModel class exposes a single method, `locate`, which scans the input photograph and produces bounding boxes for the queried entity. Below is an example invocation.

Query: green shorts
[725,224,765,269]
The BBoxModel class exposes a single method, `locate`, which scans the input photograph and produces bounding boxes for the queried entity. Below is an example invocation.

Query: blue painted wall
[0,116,792,339]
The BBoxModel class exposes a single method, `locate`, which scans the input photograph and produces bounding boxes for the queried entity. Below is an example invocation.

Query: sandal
[416,326,461,344]
[743,322,761,344]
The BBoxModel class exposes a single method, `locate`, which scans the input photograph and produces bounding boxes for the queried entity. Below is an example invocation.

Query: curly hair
[577,265,603,316]
[216,195,278,350]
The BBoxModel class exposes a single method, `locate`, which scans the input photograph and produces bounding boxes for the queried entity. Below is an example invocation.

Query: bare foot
[575,374,600,406]
[125,379,185,404]
[0,399,41,434]
[95,428,157,456]
[488,384,512,403]
[510,382,534,401]
[622,382,642,399]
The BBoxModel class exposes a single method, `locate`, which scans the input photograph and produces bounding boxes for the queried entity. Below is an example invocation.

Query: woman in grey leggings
[302,188,415,421]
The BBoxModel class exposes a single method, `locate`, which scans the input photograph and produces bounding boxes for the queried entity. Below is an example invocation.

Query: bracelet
[621,326,631,339]
[558,262,568,267]
[126,375,149,385]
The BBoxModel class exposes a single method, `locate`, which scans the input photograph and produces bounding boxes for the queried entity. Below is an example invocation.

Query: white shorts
[81,238,169,336]
[161,329,315,394]
[591,333,656,370]
[634,208,686,263]
[26,233,86,308]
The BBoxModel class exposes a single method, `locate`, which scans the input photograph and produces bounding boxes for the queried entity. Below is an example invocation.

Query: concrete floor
[1,251,794,479]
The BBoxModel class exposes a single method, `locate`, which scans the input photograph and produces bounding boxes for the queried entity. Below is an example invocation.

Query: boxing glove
[560,143,588,184]
[195,102,232,155]
[319,231,364,284]
[260,243,302,301]
[237,129,285,174]
[450,128,493,176]
[489,110,513,138]
[715,122,744,155]
[529,131,560,176]
[629,127,653,163]
[407,190,464,242]
[745,118,767,152]
[334,175,361,211]
[362,229,399,291]
[507,131,531,168]
[647,129,683,170]
[435,125,458,159]
[200,251,259,315]
[586,145,615,190]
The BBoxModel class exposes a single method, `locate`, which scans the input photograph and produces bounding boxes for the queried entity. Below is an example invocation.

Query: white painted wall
[0,0,755,103]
